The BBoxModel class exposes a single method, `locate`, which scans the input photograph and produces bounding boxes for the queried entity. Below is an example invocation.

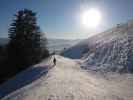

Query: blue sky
[0,0,133,39]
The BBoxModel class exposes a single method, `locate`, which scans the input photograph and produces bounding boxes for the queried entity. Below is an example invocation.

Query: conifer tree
[8,9,49,71]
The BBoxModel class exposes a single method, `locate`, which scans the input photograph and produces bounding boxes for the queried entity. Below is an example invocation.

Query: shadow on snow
[0,65,49,99]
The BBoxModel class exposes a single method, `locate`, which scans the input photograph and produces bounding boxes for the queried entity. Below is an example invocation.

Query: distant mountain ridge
[0,37,81,53]
[0,38,9,45]
[48,38,81,53]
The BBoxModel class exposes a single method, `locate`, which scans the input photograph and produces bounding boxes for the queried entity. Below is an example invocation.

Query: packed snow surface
[1,56,133,100]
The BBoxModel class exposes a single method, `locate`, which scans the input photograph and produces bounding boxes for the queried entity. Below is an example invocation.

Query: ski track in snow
[1,56,133,100]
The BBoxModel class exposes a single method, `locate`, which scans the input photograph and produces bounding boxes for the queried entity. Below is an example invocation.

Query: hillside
[0,21,133,99]
[1,56,133,100]
[62,21,133,72]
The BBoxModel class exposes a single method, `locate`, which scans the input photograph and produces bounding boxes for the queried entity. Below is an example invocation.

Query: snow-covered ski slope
[62,20,133,72]
[1,55,133,100]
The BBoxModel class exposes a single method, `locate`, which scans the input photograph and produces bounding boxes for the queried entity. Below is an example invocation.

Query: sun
[81,8,102,28]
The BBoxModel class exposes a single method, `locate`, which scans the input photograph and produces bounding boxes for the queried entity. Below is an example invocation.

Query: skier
[53,57,56,66]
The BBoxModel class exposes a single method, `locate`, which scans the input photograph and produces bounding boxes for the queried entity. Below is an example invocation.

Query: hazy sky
[0,0,133,39]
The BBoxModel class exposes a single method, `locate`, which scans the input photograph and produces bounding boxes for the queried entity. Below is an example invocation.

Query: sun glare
[81,8,102,28]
